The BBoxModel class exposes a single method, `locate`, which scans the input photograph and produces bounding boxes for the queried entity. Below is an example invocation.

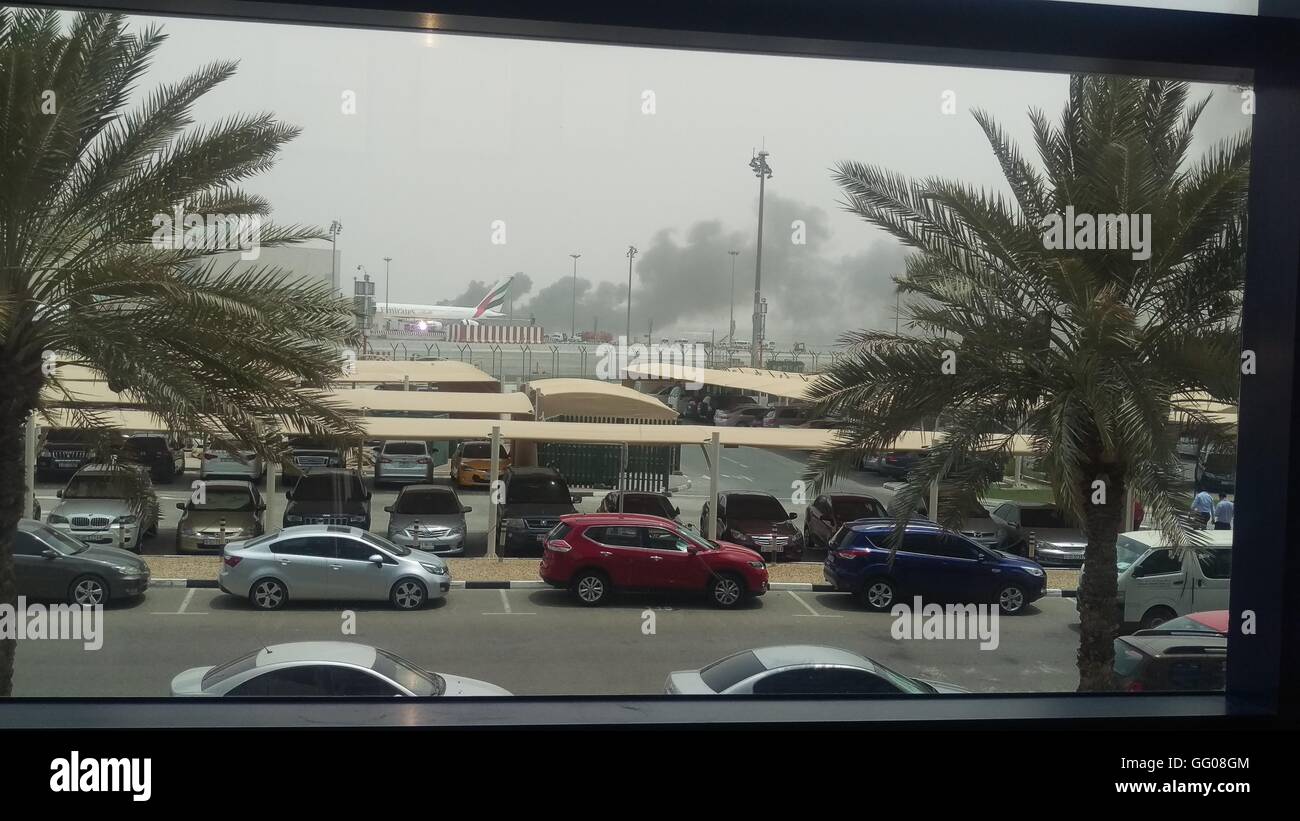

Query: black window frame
[6,0,1295,731]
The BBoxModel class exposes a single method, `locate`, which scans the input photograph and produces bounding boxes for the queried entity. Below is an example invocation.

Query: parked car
[701,393,758,420]
[803,493,888,550]
[1112,626,1227,692]
[170,642,510,697]
[1194,445,1236,494]
[283,468,372,530]
[1100,529,1232,630]
[450,440,510,487]
[175,479,265,553]
[13,518,151,605]
[47,464,160,552]
[665,645,968,695]
[36,427,98,481]
[497,466,579,556]
[384,484,470,554]
[714,404,769,427]
[539,513,768,607]
[200,447,264,482]
[700,491,804,562]
[909,496,1001,548]
[218,525,449,610]
[123,432,186,483]
[824,520,1047,614]
[281,435,344,479]
[989,501,1086,566]
[374,440,434,486]
[860,451,920,477]
[794,417,843,429]
[596,490,679,522]
[762,406,810,428]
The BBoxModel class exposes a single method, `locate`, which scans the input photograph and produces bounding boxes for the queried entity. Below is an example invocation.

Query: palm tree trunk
[1076,470,1124,691]
[0,353,42,697]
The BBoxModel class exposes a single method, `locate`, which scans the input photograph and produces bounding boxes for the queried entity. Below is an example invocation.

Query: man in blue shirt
[1191,489,1215,529]
[1214,493,1234,531]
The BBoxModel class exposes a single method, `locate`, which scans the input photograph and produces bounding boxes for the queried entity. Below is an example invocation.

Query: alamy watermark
[596,336,708,390]
[890,596,999,650]
[151,206,262,260]
[1040,206,1152,261]
[0,597,103,651]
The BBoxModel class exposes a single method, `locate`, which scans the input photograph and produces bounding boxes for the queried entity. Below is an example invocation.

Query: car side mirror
[175,502,186,510]
[42,549,58,560]
[673,507,680,515]
[687,545,700,555]
[368,554,384,566]
[788,512,798,520]
[285,490,293,499]
[384,505,394,513]
[462,506,473,513]
[56,490,63,498]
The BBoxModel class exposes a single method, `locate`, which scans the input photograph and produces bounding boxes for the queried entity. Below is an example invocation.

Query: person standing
[1213,493,1234,530]
[1191,489,1215,529]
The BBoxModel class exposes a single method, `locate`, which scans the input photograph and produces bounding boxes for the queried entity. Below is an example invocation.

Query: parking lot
[11,584,1082,697]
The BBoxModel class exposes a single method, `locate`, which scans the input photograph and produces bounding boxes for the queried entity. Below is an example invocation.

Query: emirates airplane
[378,277,513,329]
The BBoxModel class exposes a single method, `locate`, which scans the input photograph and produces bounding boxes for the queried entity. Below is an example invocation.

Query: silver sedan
[219,525,449,610]
[665,645,969,695]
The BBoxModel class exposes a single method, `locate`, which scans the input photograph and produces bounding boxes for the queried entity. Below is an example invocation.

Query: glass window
[336,538,380,562]
[383,441,426,455]
[13,531,45,557]
[326,667,402,696]
[1197,549,1233,579]
[724,494,788,520]
[831,496,886,521]
[393,489,461,515]
[270,537,336,559]
[699,650,767,692]
[1134,549,1185,577]
[751,668,906,695]
[587,526,642,547]
[645,528,688,551]
[228,666,329,697]
[291,472,366,501]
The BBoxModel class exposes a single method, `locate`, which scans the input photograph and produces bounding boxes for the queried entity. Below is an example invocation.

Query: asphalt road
[10,586,1082,697]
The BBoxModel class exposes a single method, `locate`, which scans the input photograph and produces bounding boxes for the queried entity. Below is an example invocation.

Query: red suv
[539,513,769,608]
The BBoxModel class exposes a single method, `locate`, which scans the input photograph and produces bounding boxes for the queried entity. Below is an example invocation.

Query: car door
[641,526,697,589]
[1191,548,1231,612]
[991,503,1020,549]
[268,536,336,598]
[927,535,996,601]
[331,535,392,600]
[894,532,973,600]
[746,666,907,695]
[584,526,644,586]
[807,496,830,544]
[13,530,66,600]
[1123,549,1191,623]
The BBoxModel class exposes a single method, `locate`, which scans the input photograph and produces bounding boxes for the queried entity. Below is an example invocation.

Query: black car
[14,519,151,605]
[36,428,98,481]
[803,493,888,550]
[282,468,372,530]
[701,491,804,562]
[497,466,579,557]
[861,451,920,478]
[123,433,186,483]
[989,501,1087,566]
[282,435,345,479]
[597,490,680,522]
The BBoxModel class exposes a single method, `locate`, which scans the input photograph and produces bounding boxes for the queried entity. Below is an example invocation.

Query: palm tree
[805,76,1248,691]
[0,10,365,695]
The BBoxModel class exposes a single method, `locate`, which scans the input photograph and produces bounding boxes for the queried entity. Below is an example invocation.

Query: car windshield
[36,525,90,555]
[1116,536,1149,572]
[359,530,410,556]
[832,497,884,520]
[372,648,444,696]
[727,495,787,520]
[699,650,768,692]
[287,436,333,449]
[293,473,366,500]
[462,442,508,459]
[191,489,255,512]
[509,476,571,504]
[393,490,461,515]
[62,474,135,499]
[620,496,673,517]
[1020,508,1072,528]
[384,442,426,455]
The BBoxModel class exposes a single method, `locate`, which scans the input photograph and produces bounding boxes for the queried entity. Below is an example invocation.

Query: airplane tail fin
[472,276,513,318]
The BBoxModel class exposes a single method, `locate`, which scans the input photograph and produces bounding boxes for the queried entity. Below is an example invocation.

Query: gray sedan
[218,525,449,610]
[171,641,511,696]
[665,645,969,695]
[384,484,470,554]
[13,519,151,605]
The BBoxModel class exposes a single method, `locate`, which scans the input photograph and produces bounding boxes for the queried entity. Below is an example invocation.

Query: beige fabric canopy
[47,359,499,386]
[525,378,678,421]
[625,362,814,400]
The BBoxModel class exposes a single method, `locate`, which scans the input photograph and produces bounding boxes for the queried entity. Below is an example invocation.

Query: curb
[146,578,1078,597]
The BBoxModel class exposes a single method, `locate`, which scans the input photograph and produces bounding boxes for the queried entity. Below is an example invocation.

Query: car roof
[827,492,881,502]
[750,645,874,671]
[1179,610,1230,633]
[507,466,561,477]
[1119,634,1228,656]
[397,483,454,495]
[299,467,362,478]
[256,641,377,668]
[274,524,369,537]
[382,439,426,446]
[720,490,779,500]
[1119,529,1235,549]
[75,463,146,474]
[846,518,948,534]
[565,513,678,526]
[199,479,258,491]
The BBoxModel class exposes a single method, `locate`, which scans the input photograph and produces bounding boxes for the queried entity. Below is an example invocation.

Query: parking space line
[151,587,208,615]
[787,590,842,618]
[481,588,536,615]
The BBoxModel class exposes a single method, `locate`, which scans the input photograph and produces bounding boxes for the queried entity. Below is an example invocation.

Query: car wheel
[69,575,108,606]
[249,578,287,610]
[997,583,1028,615]
[708,573,745,609]
[572,570,610,606]
[391,578,428,610]
[1140,606,1177,630]
[859,577,897,611]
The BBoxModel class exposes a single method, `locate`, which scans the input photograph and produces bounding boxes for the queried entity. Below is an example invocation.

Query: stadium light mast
[569,254,581,339]
[748,149,772,368]
[626,245,638,344]
[728,250,739,344]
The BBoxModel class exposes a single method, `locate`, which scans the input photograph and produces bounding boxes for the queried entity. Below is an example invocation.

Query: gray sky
[122,11,1251,346]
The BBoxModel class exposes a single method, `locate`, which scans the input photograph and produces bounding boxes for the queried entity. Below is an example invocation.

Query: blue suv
[823,519,1047,615]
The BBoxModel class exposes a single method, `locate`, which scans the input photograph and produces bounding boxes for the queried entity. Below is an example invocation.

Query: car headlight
[420,562,449,576]
[113,515,137,525]
[448,524,465,535]
[748,561,765,569]
[1023,566,1045,577]
[48,514,68,524]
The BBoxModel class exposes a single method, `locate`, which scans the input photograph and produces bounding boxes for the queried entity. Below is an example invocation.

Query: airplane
[377,276,513,329]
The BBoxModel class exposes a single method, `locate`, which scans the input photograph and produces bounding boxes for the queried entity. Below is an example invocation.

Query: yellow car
[450,441,510,488]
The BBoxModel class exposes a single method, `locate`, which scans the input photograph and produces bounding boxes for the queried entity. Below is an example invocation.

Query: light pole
[728,250,739,344]
[328,219,343,293]
[509,271,521,319]
[569,254,581,339]
[383,256,392,312]
[626,245,638,344]
[748,150,772,368]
